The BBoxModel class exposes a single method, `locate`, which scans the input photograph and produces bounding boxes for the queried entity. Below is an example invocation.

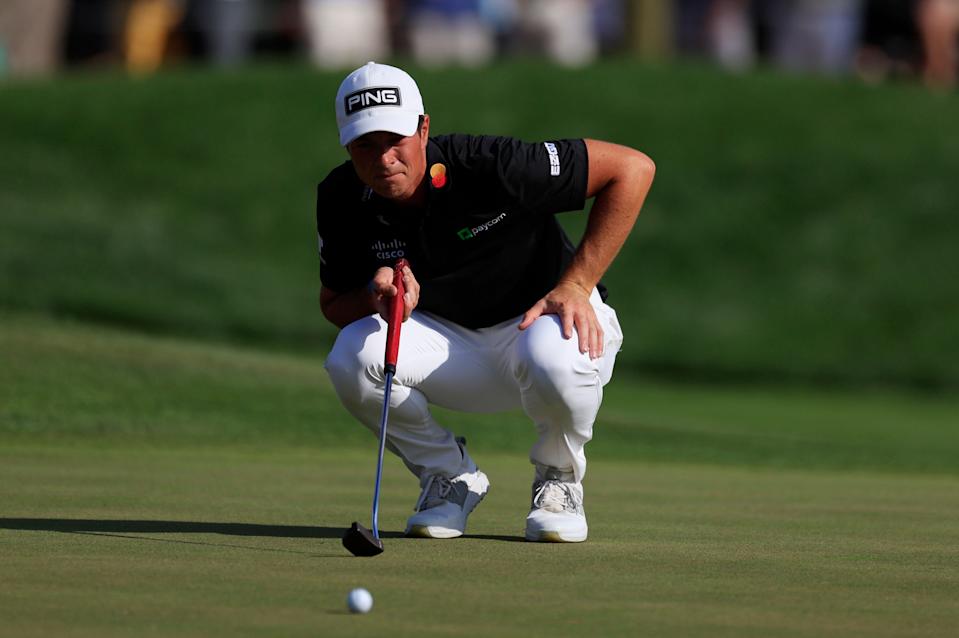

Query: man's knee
[324,316,385,398]
[513,316,599,398]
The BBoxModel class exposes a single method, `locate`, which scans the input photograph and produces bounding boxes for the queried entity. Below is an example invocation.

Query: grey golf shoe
[524,467,588,543]
[405,469,490,539]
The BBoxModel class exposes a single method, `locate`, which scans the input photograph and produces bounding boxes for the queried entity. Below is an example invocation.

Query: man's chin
[373,182,411,201]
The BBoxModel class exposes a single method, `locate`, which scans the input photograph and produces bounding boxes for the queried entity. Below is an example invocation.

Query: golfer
[318,62,655,542]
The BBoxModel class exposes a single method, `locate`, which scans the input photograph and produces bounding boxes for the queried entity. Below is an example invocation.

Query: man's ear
[420,114,430,140]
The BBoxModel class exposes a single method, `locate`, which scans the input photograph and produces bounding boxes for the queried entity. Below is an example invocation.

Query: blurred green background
[2,61,957,390]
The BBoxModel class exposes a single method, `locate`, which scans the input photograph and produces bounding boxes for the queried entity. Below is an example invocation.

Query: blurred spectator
[917,0,959,88]
[17,0,951,92]
[523,0,598,67]
[385,0,410,54]
[857,0,922,82]
[255,1,305,57]
[302,0,390,69]
[765,0,864,75]
[708,0,756,71]
[628,0,673,60]
[479,0,522,55]
[64,0,123,66]
[124,0,185,74]
[195,0,258,67]
[407,0,494,67]
[674,0,711,56]
[0,0,68,76]
[593,0,627,55]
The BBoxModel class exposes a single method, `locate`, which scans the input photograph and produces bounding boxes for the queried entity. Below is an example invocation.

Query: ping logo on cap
[345,86,402,115]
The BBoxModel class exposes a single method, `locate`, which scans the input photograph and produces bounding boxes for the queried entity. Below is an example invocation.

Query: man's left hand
[518,281,604,359]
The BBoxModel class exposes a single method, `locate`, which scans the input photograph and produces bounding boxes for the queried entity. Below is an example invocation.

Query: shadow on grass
[0,518,352,538]
[464,533,526,543]
[0,519,525,543]
[0,518,404,557]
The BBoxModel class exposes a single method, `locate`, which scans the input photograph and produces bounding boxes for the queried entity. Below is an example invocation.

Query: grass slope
[1,62,957,388]
[3,313,958,474]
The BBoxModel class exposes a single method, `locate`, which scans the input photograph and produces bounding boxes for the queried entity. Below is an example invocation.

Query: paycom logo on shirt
[457,212,507,240]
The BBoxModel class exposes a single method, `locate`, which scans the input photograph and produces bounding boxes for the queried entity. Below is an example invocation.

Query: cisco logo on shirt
[372,238,406,259]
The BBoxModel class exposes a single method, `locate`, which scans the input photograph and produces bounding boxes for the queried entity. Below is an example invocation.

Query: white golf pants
[324,289,623,485]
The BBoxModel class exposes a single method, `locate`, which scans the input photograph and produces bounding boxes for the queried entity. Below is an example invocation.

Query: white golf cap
[335,62,425,147]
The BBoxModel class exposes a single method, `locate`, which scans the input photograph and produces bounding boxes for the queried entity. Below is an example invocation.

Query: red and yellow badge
[430,163,447,189]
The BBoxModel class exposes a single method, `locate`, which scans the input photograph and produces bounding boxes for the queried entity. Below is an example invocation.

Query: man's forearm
[561,149,656,292]
[320,285,376,328]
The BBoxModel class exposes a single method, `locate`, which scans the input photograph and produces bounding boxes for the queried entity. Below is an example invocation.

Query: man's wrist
[557,278,593,297]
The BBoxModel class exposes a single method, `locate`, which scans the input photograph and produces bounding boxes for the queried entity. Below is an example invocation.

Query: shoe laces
[414,475,460,512]
[533,480,579,514]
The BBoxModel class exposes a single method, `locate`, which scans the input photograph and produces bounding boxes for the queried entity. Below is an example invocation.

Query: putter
[342,258,408,557]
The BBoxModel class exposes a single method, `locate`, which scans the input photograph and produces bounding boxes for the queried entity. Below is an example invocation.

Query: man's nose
[377,146,397,166]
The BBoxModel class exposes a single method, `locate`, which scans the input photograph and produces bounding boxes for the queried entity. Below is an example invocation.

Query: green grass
[3,446,958,637]
[1,62,957,388]
[3,314,959,636]
[4,313,958,474]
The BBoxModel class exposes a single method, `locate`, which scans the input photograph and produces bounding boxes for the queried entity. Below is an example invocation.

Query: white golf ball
[347,588,373,614]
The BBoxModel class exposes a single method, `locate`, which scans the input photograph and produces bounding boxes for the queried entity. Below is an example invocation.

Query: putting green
[2,446,958,638]
[2,315,958,636]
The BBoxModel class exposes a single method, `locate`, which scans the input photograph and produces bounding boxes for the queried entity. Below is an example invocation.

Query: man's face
[347,115,430,203]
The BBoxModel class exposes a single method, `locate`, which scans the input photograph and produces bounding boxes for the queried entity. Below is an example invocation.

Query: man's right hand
[370,263,419,322]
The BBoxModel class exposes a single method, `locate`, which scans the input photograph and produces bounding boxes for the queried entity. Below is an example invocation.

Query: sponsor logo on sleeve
[544,142,561,176]
[317,233,325,264]
[345,87,402,115]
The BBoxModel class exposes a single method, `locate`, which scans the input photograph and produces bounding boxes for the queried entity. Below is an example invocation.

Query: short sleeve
[457,136,589,215]
[315,179,369,293]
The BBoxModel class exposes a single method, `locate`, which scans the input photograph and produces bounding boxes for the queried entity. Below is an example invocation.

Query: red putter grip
[384,258,408,373]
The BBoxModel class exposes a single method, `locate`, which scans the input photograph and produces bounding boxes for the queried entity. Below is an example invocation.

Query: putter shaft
[371,370,394,539]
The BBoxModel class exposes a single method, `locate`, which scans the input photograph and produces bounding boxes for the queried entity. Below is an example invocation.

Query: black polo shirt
[315,134,590,329]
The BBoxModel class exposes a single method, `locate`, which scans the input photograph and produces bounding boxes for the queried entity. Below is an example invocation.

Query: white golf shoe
[524,467,588,543]
[405,469,490,539]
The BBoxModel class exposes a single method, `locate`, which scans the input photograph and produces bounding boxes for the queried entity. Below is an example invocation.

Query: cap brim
[340,111,420,146]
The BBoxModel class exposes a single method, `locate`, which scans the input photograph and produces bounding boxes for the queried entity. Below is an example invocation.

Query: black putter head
[342,521,384,557]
